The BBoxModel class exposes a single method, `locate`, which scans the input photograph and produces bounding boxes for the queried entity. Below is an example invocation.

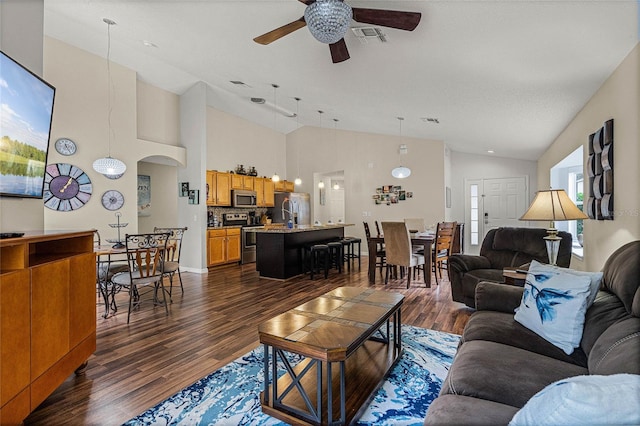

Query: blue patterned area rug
[125,325,460,425]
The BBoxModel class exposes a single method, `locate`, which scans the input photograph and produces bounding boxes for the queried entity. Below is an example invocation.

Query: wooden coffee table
[259,286,404,425]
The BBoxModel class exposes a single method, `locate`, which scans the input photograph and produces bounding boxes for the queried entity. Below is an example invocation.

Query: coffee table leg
[263,344,269,404]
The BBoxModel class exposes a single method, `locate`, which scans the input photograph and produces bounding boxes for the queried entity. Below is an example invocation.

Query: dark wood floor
[24,258,473,425]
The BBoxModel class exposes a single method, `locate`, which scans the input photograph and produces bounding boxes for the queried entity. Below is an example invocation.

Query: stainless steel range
[222,213,261,264]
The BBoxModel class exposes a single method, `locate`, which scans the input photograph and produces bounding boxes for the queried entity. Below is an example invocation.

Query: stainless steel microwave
[232,190,257,207]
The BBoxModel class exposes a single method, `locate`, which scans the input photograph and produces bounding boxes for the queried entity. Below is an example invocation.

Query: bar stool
[342,236,362,269]
[327,241,344,273]
[307,244,330,279]
[340,239,352,271]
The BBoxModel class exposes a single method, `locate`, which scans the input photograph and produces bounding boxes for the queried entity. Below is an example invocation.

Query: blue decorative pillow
[514,260,592,354]
[509,374,640,425]
[531,263,603,307]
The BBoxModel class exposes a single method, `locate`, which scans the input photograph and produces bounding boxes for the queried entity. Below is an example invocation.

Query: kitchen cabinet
[231,175,255,191]
[0,231,95,424]
[206,171,231,206]
[274,180,295,193]
[207,228,241,266]
[254,177,275,207]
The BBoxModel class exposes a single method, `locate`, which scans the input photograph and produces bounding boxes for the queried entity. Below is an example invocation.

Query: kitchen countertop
[245,224,354,233]
[206,225,243,230]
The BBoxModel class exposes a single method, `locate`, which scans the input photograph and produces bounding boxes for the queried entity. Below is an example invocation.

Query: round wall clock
[54,138,77,156]
[101,190,124,211]
[43,163,92,211]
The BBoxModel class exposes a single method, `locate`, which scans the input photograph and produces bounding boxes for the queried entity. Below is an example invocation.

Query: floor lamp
[520,189,588,265]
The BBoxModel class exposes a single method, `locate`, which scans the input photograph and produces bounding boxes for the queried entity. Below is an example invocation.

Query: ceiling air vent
[351,27,387,44]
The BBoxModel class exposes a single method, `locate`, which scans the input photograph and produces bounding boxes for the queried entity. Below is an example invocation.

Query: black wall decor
[587,119,614,220]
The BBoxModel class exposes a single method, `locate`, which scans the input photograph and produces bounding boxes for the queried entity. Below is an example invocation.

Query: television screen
[0,50,55,198]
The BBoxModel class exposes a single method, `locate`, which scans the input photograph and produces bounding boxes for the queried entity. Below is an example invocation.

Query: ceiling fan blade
[253,17,306,45]
[352,8,421,31]
[297,0,315,4]
[330,39,350,63]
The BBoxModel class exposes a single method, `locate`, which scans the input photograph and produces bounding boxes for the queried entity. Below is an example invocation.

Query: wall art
[587,119,613,220]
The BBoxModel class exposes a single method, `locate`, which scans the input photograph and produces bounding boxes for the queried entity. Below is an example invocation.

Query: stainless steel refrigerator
[272,192,311,225]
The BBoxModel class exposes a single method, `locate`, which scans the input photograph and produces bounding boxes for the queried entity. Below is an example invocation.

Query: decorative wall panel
[587,119,614,220]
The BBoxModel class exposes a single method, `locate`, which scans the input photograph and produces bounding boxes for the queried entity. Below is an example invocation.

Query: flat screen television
[0,50,56,198]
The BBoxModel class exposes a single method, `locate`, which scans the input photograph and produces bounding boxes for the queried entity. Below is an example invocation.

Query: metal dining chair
[153,226,188,296]
[111,233,170,323]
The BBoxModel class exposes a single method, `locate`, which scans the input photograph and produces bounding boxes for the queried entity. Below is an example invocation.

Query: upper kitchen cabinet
[274,180,295,193]
[206,171,231,206]
[231,174,254,191]
[255,177,275,207]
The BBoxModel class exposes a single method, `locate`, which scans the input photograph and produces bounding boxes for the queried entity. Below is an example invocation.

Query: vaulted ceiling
[44,1,639,160]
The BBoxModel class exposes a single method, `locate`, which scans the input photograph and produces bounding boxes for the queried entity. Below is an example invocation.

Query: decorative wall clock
[101,190,125,211]
[43,163,92,211]
[54,138,77,156]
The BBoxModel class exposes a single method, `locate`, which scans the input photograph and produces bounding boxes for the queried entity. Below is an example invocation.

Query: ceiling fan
[254,0,421,63]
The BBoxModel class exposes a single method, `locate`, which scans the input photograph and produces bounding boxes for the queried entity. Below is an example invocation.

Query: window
[550,146,584,258]
[470,184,479,245]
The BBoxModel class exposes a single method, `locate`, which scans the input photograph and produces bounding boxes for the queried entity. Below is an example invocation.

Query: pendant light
[294,97,302,186]
[93,18,127,178]
[391,117,411,179]
[271,83,280,183]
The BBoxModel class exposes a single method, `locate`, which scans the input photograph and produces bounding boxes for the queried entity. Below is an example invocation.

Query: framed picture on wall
[188,189,199,205]
[179,182,189,197]
[137,175,151,217]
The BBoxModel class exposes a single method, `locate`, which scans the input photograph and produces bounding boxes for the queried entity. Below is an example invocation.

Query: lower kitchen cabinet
[207,228,241,266]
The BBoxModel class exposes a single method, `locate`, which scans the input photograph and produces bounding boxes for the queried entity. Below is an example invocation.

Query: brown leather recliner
[448,227,573,308]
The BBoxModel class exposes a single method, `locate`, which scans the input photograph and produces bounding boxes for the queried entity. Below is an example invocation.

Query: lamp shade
[304,0,353,44]
[93,156,127,177]
[520,189,588,221]
[391,166,411,179]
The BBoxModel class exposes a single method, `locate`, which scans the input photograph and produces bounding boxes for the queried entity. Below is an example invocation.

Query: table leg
[424,244,432,288]
[368,240,377,283]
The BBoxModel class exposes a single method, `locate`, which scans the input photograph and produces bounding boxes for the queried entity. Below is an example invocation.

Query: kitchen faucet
[281,197,298,223]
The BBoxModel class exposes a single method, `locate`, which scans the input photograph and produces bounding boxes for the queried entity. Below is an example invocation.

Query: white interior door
[464,176,528,254]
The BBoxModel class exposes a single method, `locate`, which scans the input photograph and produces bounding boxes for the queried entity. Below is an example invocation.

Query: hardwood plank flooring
[24,259,473,425]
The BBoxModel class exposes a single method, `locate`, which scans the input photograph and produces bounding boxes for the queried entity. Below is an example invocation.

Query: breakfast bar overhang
[250,225,351,280]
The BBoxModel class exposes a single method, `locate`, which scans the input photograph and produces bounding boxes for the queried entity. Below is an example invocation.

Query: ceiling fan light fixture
[304,0,353,44]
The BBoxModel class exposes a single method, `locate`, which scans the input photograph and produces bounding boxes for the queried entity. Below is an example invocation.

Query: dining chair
[374,220,382,237]
[381,221,425,288]
[111,233,170,323]
[153,226,188,296]
[363,222,385,275]
[404,218,426,233]
[432,221,457,285]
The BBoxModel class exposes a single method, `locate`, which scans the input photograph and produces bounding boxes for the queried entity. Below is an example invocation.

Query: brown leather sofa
[424,240,640,425]
[448,227,573,308]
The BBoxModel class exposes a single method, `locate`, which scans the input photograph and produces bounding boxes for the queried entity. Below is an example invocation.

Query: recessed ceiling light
[487,150,495,154]
[230,80,252,88]
[142,40,158,48]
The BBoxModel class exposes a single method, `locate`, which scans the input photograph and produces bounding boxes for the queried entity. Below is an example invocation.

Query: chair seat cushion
[111,272,163,287]
[164,261,179,273]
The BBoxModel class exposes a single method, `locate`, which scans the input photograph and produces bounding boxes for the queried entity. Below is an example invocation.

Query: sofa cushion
[580,290,630,355]
[424,394,519,426]
[509,374,640,426]
[462,311,588,367]
[601,240,640,316]
[514,260,592,354]
[588,316,640,375]
[439,340,587,407]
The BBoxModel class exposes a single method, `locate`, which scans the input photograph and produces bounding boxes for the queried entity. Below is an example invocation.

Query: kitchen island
[248,224,353,280]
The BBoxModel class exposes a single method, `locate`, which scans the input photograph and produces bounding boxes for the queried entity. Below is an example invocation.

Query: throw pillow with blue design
[514,260,592,355]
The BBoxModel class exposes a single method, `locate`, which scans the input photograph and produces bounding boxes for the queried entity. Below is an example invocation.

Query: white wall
[137,80,180,145]
[27,38,184,241]
[137,161,178,234]
[206,107,285,176]
[537,43,640,271]
[288,126,446,253]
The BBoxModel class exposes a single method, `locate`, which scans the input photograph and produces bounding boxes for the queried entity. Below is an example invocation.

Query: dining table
[367,233,435,287]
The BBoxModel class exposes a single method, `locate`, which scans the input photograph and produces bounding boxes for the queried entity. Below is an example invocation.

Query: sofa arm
[448,254,492,273]
[475,281,524,313]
